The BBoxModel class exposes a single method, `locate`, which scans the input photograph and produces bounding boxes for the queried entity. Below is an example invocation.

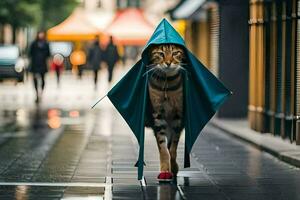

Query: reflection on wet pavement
[47,109,62,129]
[0,185,104,200]
[62,187,104,200]
[0,73,118,199]
[0,106,107,199]
[156,184,180,200]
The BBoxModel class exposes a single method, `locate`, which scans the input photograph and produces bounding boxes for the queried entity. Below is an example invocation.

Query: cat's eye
[152,51,164,58]
[173,51,182,56]
[157,52,164,57]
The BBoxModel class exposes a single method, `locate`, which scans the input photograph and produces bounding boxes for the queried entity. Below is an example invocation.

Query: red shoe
[157,171,173,182]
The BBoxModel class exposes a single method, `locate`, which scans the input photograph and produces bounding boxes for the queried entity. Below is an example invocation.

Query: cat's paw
[157,171,173,182]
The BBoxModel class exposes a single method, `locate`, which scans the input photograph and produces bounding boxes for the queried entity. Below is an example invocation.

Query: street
[0,69,299,200]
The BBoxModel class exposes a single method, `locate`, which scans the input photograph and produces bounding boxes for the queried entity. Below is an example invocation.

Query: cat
[146,44,185,179]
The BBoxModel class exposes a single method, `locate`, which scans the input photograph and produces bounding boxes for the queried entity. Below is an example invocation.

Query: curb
[210,119,300,169]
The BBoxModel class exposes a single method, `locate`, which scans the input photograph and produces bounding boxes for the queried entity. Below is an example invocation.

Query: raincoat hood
[141,18,185,61]
[107,19,232,180]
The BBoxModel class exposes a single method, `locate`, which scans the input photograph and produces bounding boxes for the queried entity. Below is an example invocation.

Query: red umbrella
[105,8,154,46]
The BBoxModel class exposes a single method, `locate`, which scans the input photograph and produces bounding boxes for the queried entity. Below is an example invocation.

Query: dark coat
[106,19,232,180]
[104,43,120,68]
[87,43,103,70]
[29,40,50,74]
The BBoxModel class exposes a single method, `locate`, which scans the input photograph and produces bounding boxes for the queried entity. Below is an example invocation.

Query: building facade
[171,0,300,145]
[249,0,300,144]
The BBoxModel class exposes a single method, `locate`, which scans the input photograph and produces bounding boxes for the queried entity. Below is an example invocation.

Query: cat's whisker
[152,65,166,77]
[179,66,187,71]
[146,63,158,68]
[143,66,159,77]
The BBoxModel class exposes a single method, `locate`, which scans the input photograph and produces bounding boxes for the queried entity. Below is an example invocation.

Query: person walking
[88,37,103,89]
[104,36,120,83]
[51,53,64,87]
[29,31,50,103]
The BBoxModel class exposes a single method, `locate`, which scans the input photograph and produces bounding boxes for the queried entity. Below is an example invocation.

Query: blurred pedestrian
[51,54,64,87]
[29,31,50,103]
[87,36,103,89]
[70,49,86,79]
[104,36,120,83]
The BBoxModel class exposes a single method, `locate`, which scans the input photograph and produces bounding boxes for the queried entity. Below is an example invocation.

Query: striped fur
[147,44,185,175]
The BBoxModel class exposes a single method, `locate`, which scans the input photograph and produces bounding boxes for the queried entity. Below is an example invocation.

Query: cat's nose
[166,62,171,67]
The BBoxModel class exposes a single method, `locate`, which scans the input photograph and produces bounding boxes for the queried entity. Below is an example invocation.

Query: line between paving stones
[0,182,110,187]
[105,136,112,199]
[104,176,112,200]
[176,184,186,200]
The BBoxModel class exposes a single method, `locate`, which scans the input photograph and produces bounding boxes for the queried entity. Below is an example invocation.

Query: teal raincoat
[107,19,232,180]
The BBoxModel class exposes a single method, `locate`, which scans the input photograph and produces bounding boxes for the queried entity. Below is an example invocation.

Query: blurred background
[0,0,299,145]
[1,0,300,199]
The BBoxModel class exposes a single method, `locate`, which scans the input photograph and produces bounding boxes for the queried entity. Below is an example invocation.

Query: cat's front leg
[169,133,180,176]
[153,116,171,172]
[169,114,183,176]
[155,132,171,172]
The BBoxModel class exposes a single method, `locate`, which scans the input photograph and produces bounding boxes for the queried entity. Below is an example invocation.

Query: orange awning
[47,9,108,41]
[105,8,154,46]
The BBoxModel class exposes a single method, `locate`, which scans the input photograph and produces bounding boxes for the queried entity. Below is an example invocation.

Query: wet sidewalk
[1,106,300,199]
[0,72,300,199]
[0,104,202,199]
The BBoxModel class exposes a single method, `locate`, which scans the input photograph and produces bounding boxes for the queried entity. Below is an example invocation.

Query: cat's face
[149,44,185,72]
